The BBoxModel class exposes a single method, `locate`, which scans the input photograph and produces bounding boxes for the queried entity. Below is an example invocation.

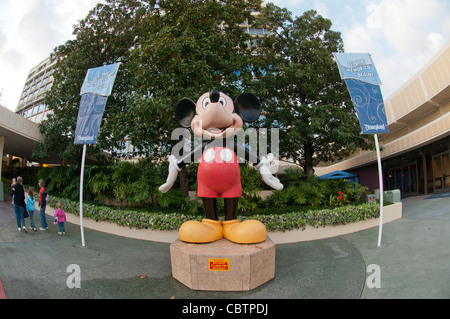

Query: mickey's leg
[204,198,218,220]
[224,198,238,221]
[223,198,267,244]
[179,198,222,243]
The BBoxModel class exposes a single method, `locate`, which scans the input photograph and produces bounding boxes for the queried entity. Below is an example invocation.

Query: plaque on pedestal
[170,237,275,291]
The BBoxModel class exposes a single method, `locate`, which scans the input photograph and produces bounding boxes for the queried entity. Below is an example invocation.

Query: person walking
[12,177,27,233]
[54,203,66,235]
[38,179,48,231]
[11,178,16,204]
[26,188,37,231]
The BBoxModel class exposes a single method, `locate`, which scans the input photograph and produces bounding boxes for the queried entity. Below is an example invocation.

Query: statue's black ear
[176,98,196,128]
[234,93,262,123]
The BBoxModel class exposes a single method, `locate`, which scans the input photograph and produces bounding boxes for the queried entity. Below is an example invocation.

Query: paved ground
[0,193,448,300]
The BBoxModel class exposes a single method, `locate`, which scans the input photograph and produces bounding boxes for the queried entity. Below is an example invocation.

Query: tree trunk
[303,142,315,176]
[179,166,189,196]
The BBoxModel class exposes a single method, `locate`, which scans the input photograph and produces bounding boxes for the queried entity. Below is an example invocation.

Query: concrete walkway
[0,193,448,299]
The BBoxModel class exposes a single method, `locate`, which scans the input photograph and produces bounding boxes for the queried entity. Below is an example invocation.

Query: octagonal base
[170,237,275,291]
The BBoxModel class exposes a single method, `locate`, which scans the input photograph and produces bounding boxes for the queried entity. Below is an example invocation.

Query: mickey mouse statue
[159,90,283,244]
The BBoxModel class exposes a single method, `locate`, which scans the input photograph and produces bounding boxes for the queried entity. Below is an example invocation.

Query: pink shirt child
[54,208,66,223]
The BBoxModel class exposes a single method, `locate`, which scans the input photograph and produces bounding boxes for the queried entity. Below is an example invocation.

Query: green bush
[48,196,380,232]
[10,159,372,219]
[242,202,380,232]
[49,196,202,231]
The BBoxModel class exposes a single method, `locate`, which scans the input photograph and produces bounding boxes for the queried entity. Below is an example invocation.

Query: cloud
[0,0,102,110]
[342,0,450,97]
[11,2,62,58]
[7,0,101,60]
[268,0,307,8]
[267,0,449,98]
[365,0,442,54]
[1,0,448,109]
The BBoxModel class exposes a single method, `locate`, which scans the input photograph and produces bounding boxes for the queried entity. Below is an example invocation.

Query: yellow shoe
[179,219,223,243]
[222,219,267,244]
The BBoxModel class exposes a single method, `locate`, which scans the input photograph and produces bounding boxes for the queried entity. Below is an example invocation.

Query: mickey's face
[191,90,243,139]
[176,89,262,139]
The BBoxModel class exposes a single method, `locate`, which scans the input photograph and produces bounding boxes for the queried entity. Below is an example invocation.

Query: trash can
[384,189,401,203]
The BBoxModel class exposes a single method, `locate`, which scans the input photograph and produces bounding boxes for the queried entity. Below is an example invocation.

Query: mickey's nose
[201,90,233,129]
[210,89,220,103]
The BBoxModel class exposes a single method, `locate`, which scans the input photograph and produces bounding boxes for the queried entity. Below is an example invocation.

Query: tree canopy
[256,4,373,175]
[34,0,150,163]
[125,0,262,158]
[34,0,262,163]
[34,0,372,177]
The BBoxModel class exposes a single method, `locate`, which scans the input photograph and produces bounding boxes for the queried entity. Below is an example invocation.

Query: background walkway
[0,193,448,299]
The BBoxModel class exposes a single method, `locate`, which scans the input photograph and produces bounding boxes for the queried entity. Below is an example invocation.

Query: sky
[0,0,449,112]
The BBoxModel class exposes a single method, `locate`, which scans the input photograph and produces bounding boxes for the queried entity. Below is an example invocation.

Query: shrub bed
[242,202,380,232]
[6,163,370,214]
[49,196,380,232]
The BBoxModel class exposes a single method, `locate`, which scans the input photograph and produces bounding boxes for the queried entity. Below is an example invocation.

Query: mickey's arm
[158,141,206,193]
[234,143,284,191]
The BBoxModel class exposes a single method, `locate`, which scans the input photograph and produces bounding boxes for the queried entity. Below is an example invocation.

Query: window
[245,28,269,36]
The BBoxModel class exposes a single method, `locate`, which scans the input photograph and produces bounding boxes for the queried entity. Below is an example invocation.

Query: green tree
[256,5,373,175]
[33,0,263,166]
[115,0,263,195]
[125,0,263,159]
[33,0,149,164]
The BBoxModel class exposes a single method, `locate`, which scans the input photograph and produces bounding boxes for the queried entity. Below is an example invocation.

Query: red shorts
[197,147,242,198]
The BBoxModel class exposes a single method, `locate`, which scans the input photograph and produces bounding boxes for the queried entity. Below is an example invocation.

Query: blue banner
[334,53,389,134]
[344,79,389,134]
[80,63,120,96]
[333,53,382,85]
[74,93,108,144]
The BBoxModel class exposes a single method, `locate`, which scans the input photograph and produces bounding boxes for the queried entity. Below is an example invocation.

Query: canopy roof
[318,170,358,180]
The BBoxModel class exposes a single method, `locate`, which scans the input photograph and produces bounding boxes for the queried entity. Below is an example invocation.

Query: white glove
[158,155,181,193]
[256,153,284,191]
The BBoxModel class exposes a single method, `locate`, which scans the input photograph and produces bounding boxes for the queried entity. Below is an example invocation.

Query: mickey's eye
[202,97,211,109]
[219,97,227,106]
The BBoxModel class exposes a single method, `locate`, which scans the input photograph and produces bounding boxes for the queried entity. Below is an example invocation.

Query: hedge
[48,196,380,232]
[241,203,380,232]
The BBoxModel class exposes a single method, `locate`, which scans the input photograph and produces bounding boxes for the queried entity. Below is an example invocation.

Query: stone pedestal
[170,237,275,291]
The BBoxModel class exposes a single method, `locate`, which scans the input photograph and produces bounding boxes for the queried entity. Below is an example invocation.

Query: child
[11,178,16,204]
[26,188,37,231]
[54,202,67,235]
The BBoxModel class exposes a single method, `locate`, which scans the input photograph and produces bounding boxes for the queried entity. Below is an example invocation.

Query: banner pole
[75,63,120,248]
[79,144,87,247]
[374,134,384,247]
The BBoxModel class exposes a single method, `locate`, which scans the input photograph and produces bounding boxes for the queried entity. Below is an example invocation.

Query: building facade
[317,40,450,196]
[15,56,55,123]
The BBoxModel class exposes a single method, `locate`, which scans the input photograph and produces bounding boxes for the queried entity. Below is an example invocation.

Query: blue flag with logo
[80,63,120,97]
[74,93,109,144]
[74,63,120,144]
[333,53,389,134]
